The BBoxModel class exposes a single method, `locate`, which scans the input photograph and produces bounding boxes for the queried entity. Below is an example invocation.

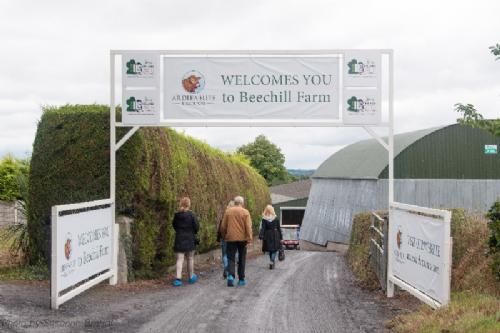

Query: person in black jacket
[259,205,282,270]
[172,197,200,286]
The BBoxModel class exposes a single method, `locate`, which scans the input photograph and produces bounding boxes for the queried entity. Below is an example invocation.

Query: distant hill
[288,169,315,179]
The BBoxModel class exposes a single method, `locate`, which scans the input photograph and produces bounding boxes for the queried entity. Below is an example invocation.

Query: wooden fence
[369,212,387,290]
[0,201,25,228]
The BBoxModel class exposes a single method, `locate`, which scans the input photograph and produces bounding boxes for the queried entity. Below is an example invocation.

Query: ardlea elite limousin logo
[182,70,205,94]
[396,229,403,250]
[64,233,72,260]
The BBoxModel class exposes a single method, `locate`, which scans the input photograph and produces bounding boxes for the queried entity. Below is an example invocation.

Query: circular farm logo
[396,228,403,250]
[64,233,72,260]
[182,70,205,94]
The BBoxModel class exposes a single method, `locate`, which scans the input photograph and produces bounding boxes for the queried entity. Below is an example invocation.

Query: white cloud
[1,0,500,168]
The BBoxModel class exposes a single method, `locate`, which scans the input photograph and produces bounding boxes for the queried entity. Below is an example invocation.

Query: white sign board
[116,50,387,125]
[51,199,114,309]
[388,202,452,308]
[163,57,340,119]
[484,144,497,154]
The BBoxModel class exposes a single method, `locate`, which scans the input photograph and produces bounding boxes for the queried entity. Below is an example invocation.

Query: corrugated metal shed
[379,125,500,179]
[313,127,442,179]
[302,123,500,246]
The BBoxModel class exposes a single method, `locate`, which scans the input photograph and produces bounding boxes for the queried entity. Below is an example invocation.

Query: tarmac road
[0,251,399,333]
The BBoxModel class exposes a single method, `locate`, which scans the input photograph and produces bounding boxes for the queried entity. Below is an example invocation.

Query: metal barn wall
[301,178,380,245]
[301,178,500,245]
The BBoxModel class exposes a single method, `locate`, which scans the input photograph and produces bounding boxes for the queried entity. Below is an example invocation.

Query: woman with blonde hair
[172,196,199,286]
[259,204,282,269]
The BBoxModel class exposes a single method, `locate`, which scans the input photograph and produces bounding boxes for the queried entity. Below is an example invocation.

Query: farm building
[301,123,500,246]
[270,179,311,221]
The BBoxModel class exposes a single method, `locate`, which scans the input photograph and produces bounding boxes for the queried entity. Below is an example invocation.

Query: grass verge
[388,292,500,333]
[346,210,500,333]
[0,263,49,281]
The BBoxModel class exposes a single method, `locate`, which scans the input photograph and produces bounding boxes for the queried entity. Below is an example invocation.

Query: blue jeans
[269,251,277,263]
[221,240,239,275]
[221,240,228,274]
[227,241,247,280]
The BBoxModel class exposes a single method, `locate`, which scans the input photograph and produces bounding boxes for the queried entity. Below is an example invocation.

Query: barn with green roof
[301,123,500,246]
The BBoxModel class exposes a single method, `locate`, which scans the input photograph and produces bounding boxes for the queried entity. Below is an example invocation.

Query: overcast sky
[1,0,499,169]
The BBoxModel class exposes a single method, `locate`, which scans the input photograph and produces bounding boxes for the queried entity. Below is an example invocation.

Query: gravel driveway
[0,251,403,333]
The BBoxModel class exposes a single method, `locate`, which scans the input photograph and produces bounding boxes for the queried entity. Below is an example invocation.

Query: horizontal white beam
[390,201,451,220]
[388,275,441,309]
[116,121,390,128]
[54,271,113,309]
[111,49,393,56]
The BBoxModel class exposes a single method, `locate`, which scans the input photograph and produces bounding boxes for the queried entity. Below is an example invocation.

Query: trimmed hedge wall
[27,105,270,278]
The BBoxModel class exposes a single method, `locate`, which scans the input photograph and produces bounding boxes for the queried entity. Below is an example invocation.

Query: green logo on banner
[126,59,154,76]
[484,145,497,154]
[126,97,139,112]
[347,96,361,112]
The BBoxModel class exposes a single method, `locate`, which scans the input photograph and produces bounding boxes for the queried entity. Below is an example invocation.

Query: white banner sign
[389,203,451,307]
[55,205,112,291]
[163,57,340,119]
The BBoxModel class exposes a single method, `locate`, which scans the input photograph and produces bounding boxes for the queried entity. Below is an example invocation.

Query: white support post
[110,53,118,285]
[51,206,59,309]
[386,50,395,298]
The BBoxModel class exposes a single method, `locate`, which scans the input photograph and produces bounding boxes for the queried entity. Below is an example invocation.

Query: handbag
[278,247,285,261]
[258,227,265,240]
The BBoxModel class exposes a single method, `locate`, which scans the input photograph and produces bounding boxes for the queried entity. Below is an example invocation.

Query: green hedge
[27,104,270,278]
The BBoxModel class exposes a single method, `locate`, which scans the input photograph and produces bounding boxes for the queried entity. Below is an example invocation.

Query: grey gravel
[0,251,401,333]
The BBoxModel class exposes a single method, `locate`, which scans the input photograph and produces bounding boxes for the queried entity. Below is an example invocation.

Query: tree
[453,43,500,137]
[0,154,30,201]
[237,135,292,185]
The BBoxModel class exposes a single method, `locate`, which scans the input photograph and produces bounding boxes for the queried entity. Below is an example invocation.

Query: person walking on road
[172,197,200,287]
[216,199,235,279]
[220,196,252,287]
[259,205,282,270]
